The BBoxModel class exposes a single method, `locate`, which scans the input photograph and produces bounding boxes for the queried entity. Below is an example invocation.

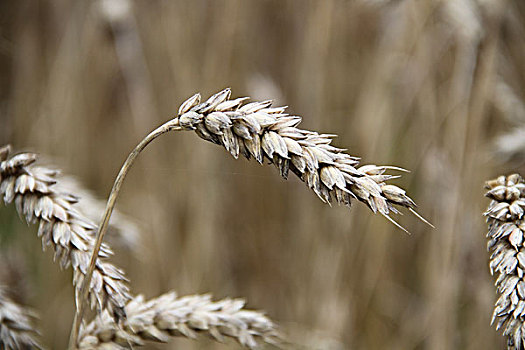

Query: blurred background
[0,0,524,348]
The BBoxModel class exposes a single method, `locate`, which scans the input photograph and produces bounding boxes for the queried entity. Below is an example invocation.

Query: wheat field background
[1,0,524,349]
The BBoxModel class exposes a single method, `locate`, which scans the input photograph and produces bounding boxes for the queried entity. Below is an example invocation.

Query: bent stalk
[68,119,181,349]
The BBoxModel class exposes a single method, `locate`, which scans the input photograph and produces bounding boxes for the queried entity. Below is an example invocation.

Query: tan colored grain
[78,292,278,349]
[175,89,429,232]
[0,145,130,317]
[485,174,525,349]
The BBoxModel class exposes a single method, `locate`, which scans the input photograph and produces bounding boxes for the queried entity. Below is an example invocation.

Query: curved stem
[68,119,181,349]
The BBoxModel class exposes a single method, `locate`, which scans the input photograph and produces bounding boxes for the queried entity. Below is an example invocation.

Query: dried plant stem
[69,120,182,349]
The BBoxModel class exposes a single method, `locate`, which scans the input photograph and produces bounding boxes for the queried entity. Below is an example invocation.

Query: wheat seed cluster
[175,89,426,230]
[0,145,130,317]
[78,292,278,349]
[485,174,525,349]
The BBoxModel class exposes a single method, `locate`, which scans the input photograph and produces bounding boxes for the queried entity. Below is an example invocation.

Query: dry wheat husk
[0,145,130,317]
[78,292,278,349]
[174,88,428,231]
[0,287,41,350]
[485,174,525,349]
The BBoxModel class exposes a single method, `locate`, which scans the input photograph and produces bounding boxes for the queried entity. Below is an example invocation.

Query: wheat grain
[0,286,41,350]
[175,88,429,231]
[0,145,130,318]
[485,174,525,349]
[78,292,278,349]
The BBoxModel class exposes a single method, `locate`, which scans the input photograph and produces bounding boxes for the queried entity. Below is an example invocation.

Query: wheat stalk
[176,88,430,231]
[485,174,525,349]
[0,286,41,350]
[78,292,278,349]
[0,145,131,317]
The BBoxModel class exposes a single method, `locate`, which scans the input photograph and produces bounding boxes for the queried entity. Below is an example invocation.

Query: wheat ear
[78,292,278,349]
[0,287,41,350]
[177,88,430,231]
[485,174,525,349]
[0,145,131,317]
